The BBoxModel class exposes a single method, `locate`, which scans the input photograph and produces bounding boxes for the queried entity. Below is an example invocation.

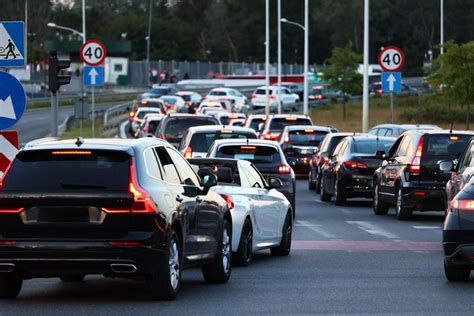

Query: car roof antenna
[450,121,454,133]
[75,137,84,147]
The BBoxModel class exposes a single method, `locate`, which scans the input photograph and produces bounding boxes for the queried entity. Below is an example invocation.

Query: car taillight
[129,162,157,213]
[278,165,292,174]
[158,133,165,139]
[451,200,474,210]
[343,161,368,170]
[316,95,323,100]
[0,207,24,214]
[187,101,193,106]
[269,95,276,100]
[143,126,149,132]
[129,112,135,118]
[220,194,234,209]
[408,136,424,175]
[377,89,383,95]
[252,94,257,99]
[184,146,193,158]
[321,156,329,165]
[0,159,14,191]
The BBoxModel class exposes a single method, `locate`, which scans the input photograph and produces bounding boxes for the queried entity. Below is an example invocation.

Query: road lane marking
[296,220,337,239]
[412,226,441,229]
[292,240,442,251]
[346,221,399,239]
[119,120,128,139]
[340,208,352,214]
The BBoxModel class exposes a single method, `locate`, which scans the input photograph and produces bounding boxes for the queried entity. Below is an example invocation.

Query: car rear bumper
[340,174,374,197]
[402,186,446,211]
[444,243,474,267]
[0,240,165,278]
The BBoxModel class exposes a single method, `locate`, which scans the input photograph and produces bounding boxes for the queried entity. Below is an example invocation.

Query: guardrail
[103,102,132,130]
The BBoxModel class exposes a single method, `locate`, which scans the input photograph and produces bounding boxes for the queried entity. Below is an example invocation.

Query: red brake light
[109,241,145,247]
[0,159,15,191]
[269,95,276,100]
[252,94,257,99]
[143,126,149,132]
[0,207,24,214]
[159,133,165,139]
[343,161,368,170]
[184,146,193,158]
[321,156,329,165]
[451,200,474,210]
[129,162,157,213]
[129,112,135,118]
[278,165,292,174]
[220,194,234,209]
[377,89,383,95]
[408,136,424,175]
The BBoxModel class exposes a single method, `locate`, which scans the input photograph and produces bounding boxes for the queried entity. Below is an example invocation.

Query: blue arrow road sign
[83,66,104,87]
[0,21,25,67]
[0,72,26,130]
[382,72,402,93]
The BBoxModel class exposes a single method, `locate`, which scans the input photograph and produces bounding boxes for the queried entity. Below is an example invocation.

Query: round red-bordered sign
[80,40,107,66]
[378,46,405,72]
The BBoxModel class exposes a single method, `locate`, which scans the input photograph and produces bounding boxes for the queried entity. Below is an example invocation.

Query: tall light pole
[440,0,444,55]
[281,13,309,115]
[24,0,27,65]
[82,0,86,44]
[146,0,153,67]
[362,0,370,132]
[277,0,282,114]
[265,0,270,116]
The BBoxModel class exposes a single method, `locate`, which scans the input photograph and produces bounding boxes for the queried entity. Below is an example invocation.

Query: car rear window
[2,150,130,192]
[269,118,312,130]
[209,91,227,96]
[353,139,395,154]
[289,130,328,147]
[216,145,281,164]
[424,134,471,158]
[255,89,266,95]
[180,95,191,102]
[249,118,265,130]
[161,97,177,104]
[189,132,256,152]
[138,110,160,119]
[326,136,346,153]
[164,117,218,142]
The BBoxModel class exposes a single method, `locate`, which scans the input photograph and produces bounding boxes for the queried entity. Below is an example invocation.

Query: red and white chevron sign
[0,131,19,178]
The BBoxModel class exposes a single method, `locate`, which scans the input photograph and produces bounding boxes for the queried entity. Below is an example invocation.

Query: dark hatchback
[279,125,334,175]
[443,180,474,281]
[155,113,220,147]
[373,130,474,220]
[320,135,395,205]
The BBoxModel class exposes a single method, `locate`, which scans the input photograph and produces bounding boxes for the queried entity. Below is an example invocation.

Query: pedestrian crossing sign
[0,21,24,67]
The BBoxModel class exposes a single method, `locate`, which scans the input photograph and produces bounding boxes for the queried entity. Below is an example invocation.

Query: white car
[251,86,300,112]
[178,125,258,158]
[135,114,164,138]
[130,107,163,134]
[204,88,248,112]
[159,96,187,113]
[189,158,292,265]
[196,101,226,115]
[228,118,245,127]
[216,112,247,126]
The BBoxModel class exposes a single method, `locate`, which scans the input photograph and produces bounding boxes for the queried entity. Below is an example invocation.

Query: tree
[429,41,474,129]
[323,42,362,120]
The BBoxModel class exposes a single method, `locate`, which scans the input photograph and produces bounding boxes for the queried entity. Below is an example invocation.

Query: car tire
[320,175,331,202]
[234,218,253,267]
[373,182,390,215]
[202,218,232,284]
[315,171,321,194]
[396,186,412,220]
[333,177,346,205]
[445,262,470,282]
[308,170,316,190]
[0,276,22,299]
[148,229,181,301]
[271,211,292,256]
[60,275,85,282]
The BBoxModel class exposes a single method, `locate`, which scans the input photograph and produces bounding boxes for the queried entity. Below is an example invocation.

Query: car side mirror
[257,122,265,133]
[267,177,283,189]
[201,173,218,188]
[375,150,386,160]
[438,160,454,173]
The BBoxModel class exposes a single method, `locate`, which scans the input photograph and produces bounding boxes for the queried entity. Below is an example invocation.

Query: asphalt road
[2,179,471,315]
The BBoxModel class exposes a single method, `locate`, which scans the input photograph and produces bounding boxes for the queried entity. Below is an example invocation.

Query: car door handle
[176,195,183,203]
[196,196,202,203]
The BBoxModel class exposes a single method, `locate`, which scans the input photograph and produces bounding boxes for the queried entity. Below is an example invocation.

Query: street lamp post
[265,0,270,117]
[281,12,309,115]
[362,0,370,133]
[440,0,444,55]
[277,0,282,114]
[47,23,85,39]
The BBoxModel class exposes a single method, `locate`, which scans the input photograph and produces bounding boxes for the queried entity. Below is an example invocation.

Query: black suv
[155,113,220,148]
[373,130,474,220]
[0,138,232,300]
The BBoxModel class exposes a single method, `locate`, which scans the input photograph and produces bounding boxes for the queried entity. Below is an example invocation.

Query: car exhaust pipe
[0,263,15,273]
[110,263,137,274]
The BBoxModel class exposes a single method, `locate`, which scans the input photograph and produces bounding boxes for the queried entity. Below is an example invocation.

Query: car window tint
[216,145,281,164]
[166,148,200,186]
[164,117,218,143]
[396,136,409,156]
[239,163,264,188]
[424,135,471,158]
[354,139,396,154]
[269,118,312,130]
[368,129,378,135]
[189,132,257,153]
[144,148,162,179]
[289,130,328,147]
[155,147,181,184]
[384,129,393,136]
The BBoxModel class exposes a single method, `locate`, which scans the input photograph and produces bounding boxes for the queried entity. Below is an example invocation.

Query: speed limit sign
[378,46,405,72]
[80,40,107,66]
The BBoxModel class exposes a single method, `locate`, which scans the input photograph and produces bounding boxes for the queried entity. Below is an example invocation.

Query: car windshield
[164,118,218,142]
[2,150,130,192]
[289,130,328,146]
[137,110,161,119]
[249,118,265,130]
[353,139,395,154]
[216,145,281,164]
[424,135,471,158]
[161,97,177,104]
[149,88,168,95]
[179,95,191,101]
[189,132,256,152]
[269,118,312,131]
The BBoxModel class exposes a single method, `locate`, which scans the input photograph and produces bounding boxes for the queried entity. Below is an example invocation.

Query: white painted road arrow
[387,73,396,91]
[88,67,98,85]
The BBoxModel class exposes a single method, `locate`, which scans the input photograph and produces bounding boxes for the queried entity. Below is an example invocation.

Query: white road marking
[347,221,399,239]
[340,208,352,214]
[0,135,19,161]
[296,220,337,239]
[119,120,128,139]
[412,226,441,230]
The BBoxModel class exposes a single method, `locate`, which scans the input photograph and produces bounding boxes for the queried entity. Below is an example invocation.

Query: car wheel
[445,262,470,282]
[271,210,292,256]
[315,171,321,194]
[396,186,412,220]
[320,175,331,202]
[0,275,22,299]
[373,182,389,215]
[60,275,85,282]
[202,218,232,283]
[148,229,181,300]
[308,170,316,190]
[333,177,346,205]
[234,218,253,267]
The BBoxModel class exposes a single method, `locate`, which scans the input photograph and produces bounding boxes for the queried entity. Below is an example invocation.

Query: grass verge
[61,118,104,139]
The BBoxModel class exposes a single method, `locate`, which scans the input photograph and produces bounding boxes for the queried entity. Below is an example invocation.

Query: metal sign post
[390,92,394,123]
[51,93,58,137]
[91,86,95,138]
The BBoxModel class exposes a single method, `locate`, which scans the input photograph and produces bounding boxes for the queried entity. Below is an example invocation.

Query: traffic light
[48,51,71,94]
